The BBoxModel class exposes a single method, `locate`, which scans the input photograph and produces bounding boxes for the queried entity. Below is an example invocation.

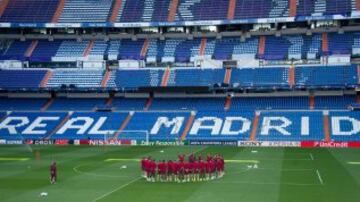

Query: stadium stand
[0,69,47,89]
[46,70,104,89]
[0,98,47,111]
[0,0,59,23]
[47,98,106,111]
[58,0,113,23]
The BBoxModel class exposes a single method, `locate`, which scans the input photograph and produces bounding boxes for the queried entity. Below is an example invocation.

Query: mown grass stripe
[348,162,360,165]
[0,157,29,161]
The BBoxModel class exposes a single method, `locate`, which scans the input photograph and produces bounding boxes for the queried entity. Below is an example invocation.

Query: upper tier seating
[0,0,357,24]
[0,69,46,89]
[58,0,113,23]
[0,0,59,23]
[174,0,229,22]
[1,32,360,62]
[46,70,104,89]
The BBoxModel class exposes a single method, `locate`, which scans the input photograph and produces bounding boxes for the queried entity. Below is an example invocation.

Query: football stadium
[0,0,360,201]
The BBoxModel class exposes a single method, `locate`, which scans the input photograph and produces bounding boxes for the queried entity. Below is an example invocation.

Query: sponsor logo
[189,141,237,146]
[238,141,300,147]
[0,139,6,145]
[301,141,360,148]
[142,141,184,146]
[34,140,54,145]
[55,140,69,145]
[6,140,23,145]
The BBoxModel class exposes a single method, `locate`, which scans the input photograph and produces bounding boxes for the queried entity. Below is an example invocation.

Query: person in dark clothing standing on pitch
[50,161,57,184]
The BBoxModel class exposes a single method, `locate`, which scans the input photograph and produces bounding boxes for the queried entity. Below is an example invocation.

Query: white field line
[90,147,206,202]
[213,181,321,186]
[309,153,314,161]
[91,177,141,202]
[73,165,136,178]
[316,169,324,185]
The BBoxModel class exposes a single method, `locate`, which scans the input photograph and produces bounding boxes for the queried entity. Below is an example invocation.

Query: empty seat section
[118,39,145,60]
[302,34,321,59]
[88,41,108,60]
[48,98,106,111]
[114,69,164,89]
[0,40,31,61]
[118,0,145,22]
[231,67,289,88]
[46,70,104,89]
[0,98,47,111]
[59,0,113,23]
[324,0,352,15]
[167,68,224,87]
[174,0,229,21]
[30,40,62,62]
[150,98,225,111]
[151,0,171,22]
[0,69,46,89]
[146,39,165,62]
[262,36,291,60]
[213,37,237,60]
[111,98,147,111]
[175,39,201,62]
[233,37,259,56]
[295,65,358,87]
[234,0,272,19]
[297,0,314,16]
[327,33,353,55]
[0,0,59,23]
[53,40,88,61]
[315,95,356,109]
[256,111,324,141]
[231,97,309,111]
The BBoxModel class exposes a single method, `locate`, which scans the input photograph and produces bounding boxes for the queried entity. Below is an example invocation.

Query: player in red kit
[157,160,167,181]
[50,161,57,184]
[178,153,185,162]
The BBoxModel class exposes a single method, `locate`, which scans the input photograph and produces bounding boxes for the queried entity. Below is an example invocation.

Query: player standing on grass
[50,161,57,184]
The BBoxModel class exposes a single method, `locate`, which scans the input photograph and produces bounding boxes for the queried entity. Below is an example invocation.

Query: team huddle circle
[141,153,225,183]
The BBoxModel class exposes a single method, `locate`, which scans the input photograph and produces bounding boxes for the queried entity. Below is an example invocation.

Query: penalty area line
[348,162,360,165]
[316,169,324,185]
[91,177,141,202]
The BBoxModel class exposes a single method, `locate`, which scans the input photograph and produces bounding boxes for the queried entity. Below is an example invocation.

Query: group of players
[141,153,225,182]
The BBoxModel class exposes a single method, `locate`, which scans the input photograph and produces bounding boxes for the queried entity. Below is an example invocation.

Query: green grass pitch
[0,145,360,202]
